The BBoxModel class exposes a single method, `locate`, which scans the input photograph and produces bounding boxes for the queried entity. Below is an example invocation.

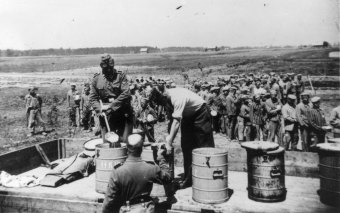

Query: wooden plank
[0,139,60,175]
[0,194,102,213]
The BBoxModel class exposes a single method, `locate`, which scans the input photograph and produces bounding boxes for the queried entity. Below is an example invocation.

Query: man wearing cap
[296,93,311,151]
[67,83,81,128]
[102,134,172,213]
[265,90,282,143]
[209,87,222,133]
[307,97,327,148]
[27,87,47,136]
[219,86,229,135]
[90,54,133,142]
[281,95,299,151]
[238,95,252,142]
[226,86,240,140]
[294,74,305,103]
[330,105,340,138]
[198,84,209,102]
[148,86,214,189]
[253,79,266,96]
[25,88,32,127]
[80,83,92,132]
[250,94,267,141]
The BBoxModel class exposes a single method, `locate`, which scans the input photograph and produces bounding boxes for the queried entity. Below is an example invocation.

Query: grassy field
[0,47,339,76]
[0,47,339,154]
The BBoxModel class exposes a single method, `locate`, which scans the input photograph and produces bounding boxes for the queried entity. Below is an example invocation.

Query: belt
[129,196,153,205]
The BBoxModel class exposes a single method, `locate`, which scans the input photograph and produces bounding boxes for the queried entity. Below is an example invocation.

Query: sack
[119,201,154,213]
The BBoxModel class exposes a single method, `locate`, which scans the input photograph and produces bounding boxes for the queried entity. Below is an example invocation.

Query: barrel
[245,146,286,202]
[192,148,228,204]
[95,143,127,194]
[317,143,340,206]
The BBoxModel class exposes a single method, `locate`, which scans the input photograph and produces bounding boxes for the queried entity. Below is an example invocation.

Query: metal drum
[317,143,340,206]
[192,147,229,204]
[95,143,127,194]
[242,141,286,202]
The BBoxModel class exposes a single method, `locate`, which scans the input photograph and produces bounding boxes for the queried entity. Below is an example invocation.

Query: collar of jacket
[126,156,143,162]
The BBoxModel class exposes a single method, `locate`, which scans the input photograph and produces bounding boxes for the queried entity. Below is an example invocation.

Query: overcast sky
[0,0,339,50]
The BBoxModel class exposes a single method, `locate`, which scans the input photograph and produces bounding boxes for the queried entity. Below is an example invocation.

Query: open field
[0,47,339,153]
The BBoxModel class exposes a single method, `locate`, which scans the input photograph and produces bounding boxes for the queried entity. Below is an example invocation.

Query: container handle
[205,156,211,168]
[270,167,281,177]
[213,169,224,180]
[262,155,269,163]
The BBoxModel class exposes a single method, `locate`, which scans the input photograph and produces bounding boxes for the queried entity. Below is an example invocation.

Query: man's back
[102,156,171,213]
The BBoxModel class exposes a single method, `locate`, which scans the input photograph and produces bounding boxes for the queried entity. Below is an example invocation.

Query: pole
[307,75,316,95]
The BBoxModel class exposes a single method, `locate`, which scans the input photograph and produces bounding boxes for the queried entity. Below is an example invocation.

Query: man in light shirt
[148,86,214,189]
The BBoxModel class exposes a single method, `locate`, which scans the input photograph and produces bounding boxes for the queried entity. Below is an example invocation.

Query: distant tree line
[0,46,229,57]
[0,46,162,57]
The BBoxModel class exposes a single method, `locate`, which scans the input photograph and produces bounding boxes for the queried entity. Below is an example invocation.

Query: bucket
[192,147,229,204]
[95,143,127,194]
[317,143,340,206]
[242,141,286,202]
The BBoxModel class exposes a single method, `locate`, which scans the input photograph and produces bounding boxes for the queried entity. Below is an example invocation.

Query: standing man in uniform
[27,87,47,136]
[80,83,92,132]
[296,93,311,151]
[148,86,214,189]
[226,86,239,140]
[102,134,172,213]
[67,83,81,128]
[307,97,327,149]
[89,54,133,142]
[25,88,32,127]
[265,90,282,143]
[281,95,299,151]
[294,74,305,103]
[330,105,340,138]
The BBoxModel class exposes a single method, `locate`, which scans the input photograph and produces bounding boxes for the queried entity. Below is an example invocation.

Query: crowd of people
[25,55,340,153]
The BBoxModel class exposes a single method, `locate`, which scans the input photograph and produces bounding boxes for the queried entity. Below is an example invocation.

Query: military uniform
[67,89,81,127]
[102,155,172,213]
[89,70,133,140]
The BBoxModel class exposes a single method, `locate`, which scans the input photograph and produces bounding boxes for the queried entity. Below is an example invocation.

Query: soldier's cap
[29,86,38,91]
[129,84,136,90]
[241,87,248,92]
[288,73,295,76]
[297,74,302,76]
[210,87,220,92]
[208,82,213,86]
[237,78,245,82]
[311,96,321,103]
[287,94,297,100]
[254,78,261,82]
[127,134,143,148]
[300,92,310,97]
[222,86,230,91]
[240,94,250,100]
[70,83,76,86]
[100,54,114,67]
[248,73,254,76]
[201,84,207,88]
[229,86,237,90]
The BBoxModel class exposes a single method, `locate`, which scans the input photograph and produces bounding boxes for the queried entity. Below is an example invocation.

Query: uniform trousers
[181,104,215,183]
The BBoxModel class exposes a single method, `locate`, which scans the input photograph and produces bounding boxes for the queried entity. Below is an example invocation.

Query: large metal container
[317,143,340,206]
[242,141,286,202]
[95,143,127,194]
[192,147,228,204]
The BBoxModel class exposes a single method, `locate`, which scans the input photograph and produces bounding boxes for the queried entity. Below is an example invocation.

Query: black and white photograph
[0,0,339,212]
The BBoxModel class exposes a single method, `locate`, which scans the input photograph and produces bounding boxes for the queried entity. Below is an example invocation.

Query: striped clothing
[307,107,326,132]
[250,102,266,125]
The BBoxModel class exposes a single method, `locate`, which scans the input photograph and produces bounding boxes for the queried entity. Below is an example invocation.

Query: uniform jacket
[102,156,171,213]
[89,70,131,112]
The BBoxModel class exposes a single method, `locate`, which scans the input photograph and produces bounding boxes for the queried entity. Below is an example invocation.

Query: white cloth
[253,87,266,95]
[0,171,39,188]
[167,88,204,119]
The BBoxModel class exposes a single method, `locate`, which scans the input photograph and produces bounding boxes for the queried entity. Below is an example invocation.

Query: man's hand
[101,104,111,112]
[165,135,173,155]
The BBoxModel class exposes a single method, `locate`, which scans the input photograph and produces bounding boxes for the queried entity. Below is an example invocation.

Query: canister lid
[317,143,340,152]
[328,138,340,143]
[83,138,103,151]
[241,141,279,152]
